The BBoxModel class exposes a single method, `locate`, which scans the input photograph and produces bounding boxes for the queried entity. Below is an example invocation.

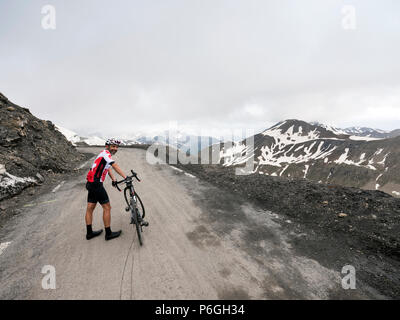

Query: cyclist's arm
[108,167,116,182]
[111,163,127,179]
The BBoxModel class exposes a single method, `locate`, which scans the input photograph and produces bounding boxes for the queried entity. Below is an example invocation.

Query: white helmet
[105,138,121,146]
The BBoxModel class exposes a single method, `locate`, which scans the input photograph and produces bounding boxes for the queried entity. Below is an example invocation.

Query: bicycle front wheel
[135,192,145,219]
[131,199,143,246]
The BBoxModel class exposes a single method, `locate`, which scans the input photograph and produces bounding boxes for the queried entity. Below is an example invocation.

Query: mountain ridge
[212,119,400,197]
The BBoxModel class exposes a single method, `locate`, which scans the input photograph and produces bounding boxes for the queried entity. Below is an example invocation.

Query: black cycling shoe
[86,229,103,240]
[105,230,122,241]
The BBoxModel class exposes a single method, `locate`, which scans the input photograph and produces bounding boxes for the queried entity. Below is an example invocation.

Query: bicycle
[114,170,147,246]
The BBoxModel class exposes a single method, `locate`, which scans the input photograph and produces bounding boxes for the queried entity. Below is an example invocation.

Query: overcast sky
[0,0,399,138]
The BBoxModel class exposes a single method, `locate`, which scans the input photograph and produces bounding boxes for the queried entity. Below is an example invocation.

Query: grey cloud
[0,0,399,137]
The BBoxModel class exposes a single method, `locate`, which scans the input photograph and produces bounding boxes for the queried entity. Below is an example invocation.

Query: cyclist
[85,138,126,241]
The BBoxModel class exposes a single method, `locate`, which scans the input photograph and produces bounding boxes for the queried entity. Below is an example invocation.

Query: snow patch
[170,166,184,173]
[0,242,11,257]
[377,153,389,165]
[335,148,349,164]
[280,165,289,176]
[333,148,377,170]
[184,172,196,179]
[0,171,36,188]
[303,165,310,178]
[349,136,382,141]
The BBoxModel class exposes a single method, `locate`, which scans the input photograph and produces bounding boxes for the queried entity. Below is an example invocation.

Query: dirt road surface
[0,148,384,299]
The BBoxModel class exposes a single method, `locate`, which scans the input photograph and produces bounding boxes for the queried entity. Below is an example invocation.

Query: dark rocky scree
[179,164,400,257]
[0,92,84,200]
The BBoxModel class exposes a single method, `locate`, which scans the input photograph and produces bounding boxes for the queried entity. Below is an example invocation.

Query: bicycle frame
[123,183,145,219]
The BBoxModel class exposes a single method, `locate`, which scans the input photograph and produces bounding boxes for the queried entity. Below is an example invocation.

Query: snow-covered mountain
[310,122,392,141]
[134,130,220,154]
[55,126,82,145]
[342,127,390,139]
[56,126,219,153]
[309,121,348,136]
[56,126,147,147]
[210,119,400,196]
[55,126,108,146]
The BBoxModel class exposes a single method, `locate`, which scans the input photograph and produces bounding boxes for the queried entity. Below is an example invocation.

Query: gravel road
[0,148,384,299]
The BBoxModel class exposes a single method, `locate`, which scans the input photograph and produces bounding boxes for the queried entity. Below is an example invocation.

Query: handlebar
[114,170,141,191]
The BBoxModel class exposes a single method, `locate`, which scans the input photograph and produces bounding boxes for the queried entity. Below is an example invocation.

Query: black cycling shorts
[86,182,109,205]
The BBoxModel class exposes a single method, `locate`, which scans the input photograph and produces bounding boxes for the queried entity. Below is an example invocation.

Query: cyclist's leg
[101,202,111,227]
[85,202,97,225]
[85,185,103,239]
[86,182,97,225]
[101,201,122,240]
[98,186,121,240]
[97,185,111,226]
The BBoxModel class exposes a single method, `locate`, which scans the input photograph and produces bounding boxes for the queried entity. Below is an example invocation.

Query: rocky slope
[211,120,400,197]
[0,93,84,200]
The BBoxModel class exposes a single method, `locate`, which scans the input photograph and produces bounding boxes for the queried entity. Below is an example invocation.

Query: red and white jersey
[86,150,115,183]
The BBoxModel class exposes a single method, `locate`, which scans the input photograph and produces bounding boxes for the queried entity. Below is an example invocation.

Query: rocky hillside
[207,120,400,196]
[0,93,84,200]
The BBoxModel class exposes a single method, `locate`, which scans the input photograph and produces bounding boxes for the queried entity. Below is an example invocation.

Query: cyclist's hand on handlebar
[112,180,121,191]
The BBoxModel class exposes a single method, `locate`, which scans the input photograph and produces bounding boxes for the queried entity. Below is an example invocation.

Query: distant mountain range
[57,120,400,196]
[55,126,139,147]
[57,121,400,149]
[310,122,400,139]
[56,126,220,154]
[210,119,400,197]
